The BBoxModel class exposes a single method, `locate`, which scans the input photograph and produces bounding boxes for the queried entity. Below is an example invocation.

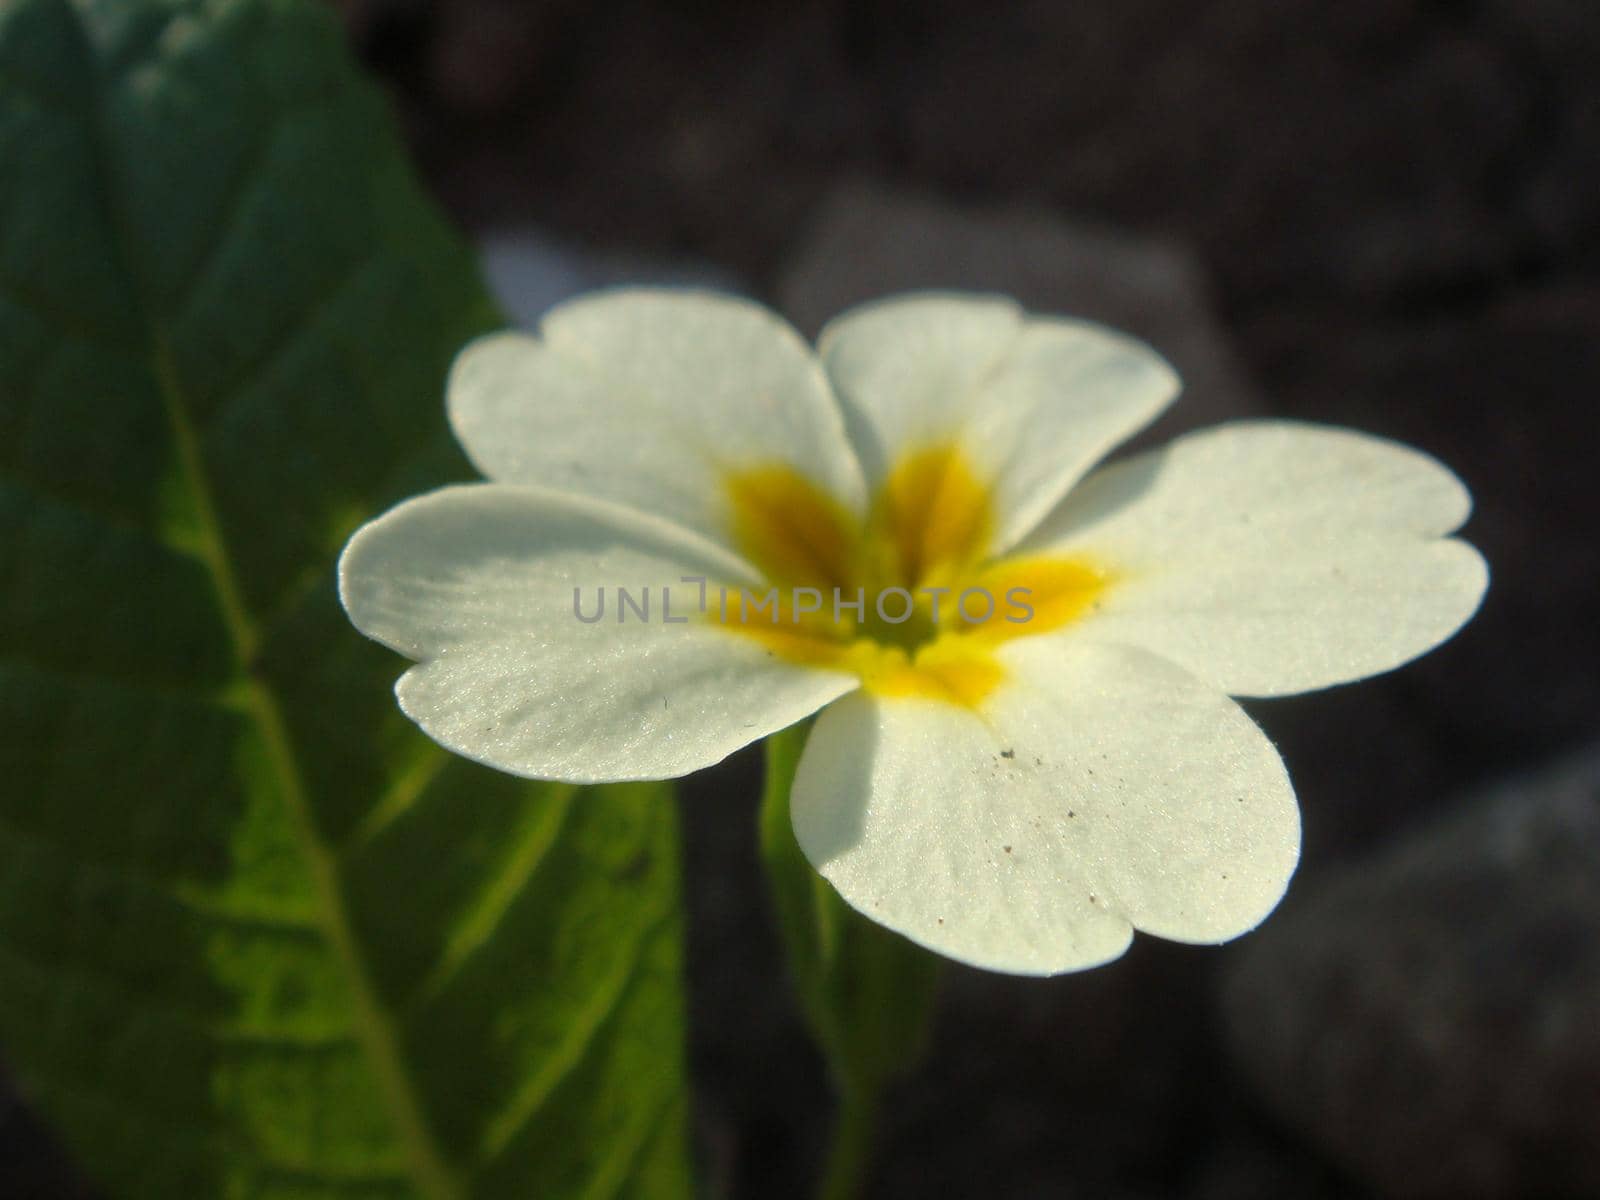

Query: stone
[477,227,741,329]
[1221,746,1600,1198]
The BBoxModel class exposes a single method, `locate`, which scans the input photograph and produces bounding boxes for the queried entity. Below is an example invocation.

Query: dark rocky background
[9,0,1598,1196]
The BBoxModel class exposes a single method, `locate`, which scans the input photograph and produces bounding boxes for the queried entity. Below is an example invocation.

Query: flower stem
[760,721,940,1200]
[817,1087,880,1200]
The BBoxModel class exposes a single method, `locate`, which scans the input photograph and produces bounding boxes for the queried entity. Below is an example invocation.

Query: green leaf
[0,2,693,1197]
[759,721,940,1104]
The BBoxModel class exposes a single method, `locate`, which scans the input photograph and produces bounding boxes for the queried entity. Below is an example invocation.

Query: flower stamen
[717,443,1110,707]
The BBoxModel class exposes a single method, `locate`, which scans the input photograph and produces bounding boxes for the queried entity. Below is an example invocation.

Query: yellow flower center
[715,443,1108,707]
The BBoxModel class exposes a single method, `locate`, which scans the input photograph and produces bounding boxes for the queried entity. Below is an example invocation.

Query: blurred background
[10,0,1598,1196]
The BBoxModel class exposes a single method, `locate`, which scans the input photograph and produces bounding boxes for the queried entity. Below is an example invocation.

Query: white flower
[338,290,1487,975]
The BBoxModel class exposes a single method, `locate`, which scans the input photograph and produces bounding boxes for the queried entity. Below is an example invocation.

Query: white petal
[448,290,867,555]
[339,485,856,782]
[790,641,1299,975]
[1022,420,1489,697]
[818,293,1179,551]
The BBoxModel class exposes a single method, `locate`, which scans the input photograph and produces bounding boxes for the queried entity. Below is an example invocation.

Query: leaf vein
[165,90,343,321]
[55,2,466,1192]
[474,904,674,1167]
[581,1091,683,1200]
[341,743,452,857]
[190,247,386,440]
[406,783,579,1010]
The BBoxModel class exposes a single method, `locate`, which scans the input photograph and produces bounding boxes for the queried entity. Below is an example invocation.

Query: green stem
[760,720,941,1200]
[817,1087,880,1200]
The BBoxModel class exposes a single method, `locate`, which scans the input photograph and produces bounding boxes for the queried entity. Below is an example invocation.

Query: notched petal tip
[789,646,1301,976]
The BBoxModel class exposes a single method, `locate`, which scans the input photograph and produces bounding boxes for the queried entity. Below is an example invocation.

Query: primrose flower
[339,290,1486,975]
